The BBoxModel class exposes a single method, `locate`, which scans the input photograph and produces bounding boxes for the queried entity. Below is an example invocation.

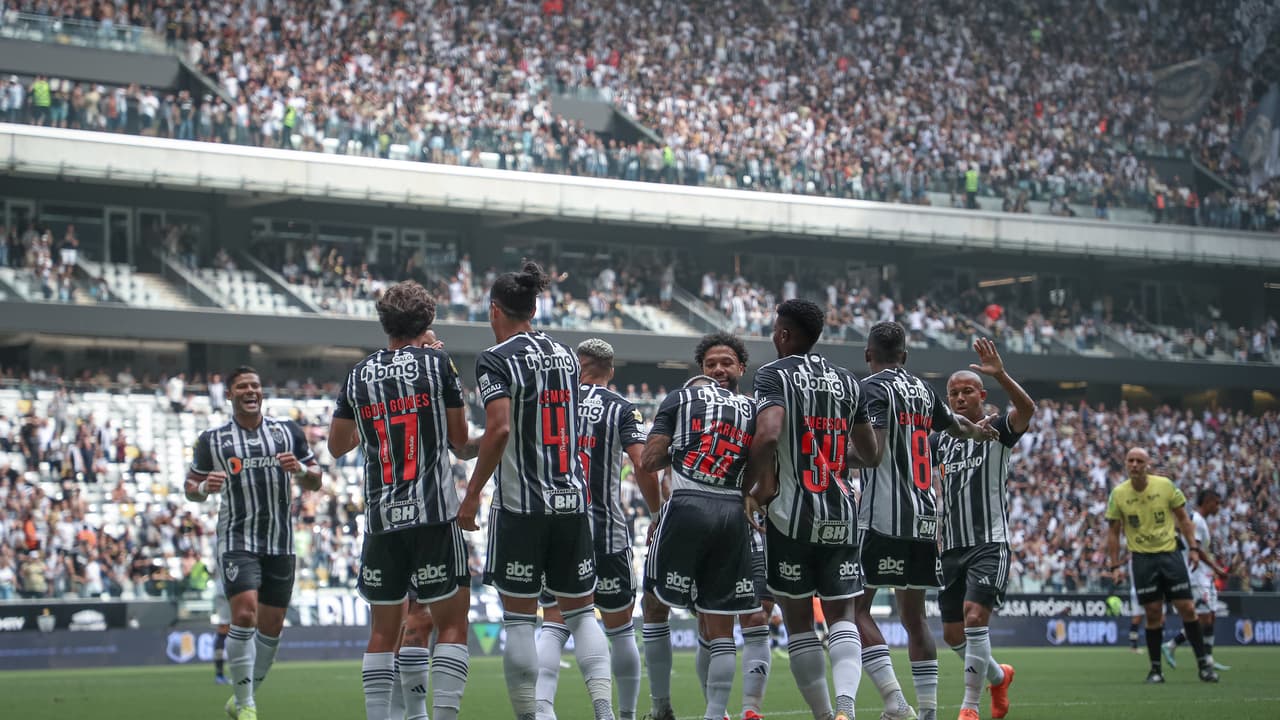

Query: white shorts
[1192,581,1217,616]
[212,580,232,625]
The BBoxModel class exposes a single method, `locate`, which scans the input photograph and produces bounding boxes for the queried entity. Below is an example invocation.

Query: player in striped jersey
[1163,489,1231,672]
[746,300,878,720]
[932,338,1034,720]
[643,374,758,720]
[852,322,997,720]
[186,366,321,720]
[457,262,615,720]
[640,333,774,720]
[535,339,658,720]
[328,282,477,720]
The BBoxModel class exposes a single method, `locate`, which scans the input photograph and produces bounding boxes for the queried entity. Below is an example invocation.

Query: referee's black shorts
[1130,550,1193,606]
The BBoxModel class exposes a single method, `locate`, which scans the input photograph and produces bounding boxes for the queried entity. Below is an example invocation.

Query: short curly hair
[694,331,748,367]
[377,280,436,340]
[777,299,825,348]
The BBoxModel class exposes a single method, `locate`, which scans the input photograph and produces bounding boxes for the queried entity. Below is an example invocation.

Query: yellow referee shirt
[1105,474,1186,554]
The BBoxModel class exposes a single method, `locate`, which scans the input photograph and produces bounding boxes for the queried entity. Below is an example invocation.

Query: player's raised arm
[968,338,1036,434]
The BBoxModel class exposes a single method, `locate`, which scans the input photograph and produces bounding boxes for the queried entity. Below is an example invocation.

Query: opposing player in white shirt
[1163,489,1230,671]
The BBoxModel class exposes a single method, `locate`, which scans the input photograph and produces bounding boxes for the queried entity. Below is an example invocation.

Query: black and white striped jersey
[191,416,315,556]
[857,368,956,540]
[649,384,756,495]
[475,331,587,515]
[755,353,865,546]
[931,414,1023,550]
[578,383,646,555]
[333,346,465,533]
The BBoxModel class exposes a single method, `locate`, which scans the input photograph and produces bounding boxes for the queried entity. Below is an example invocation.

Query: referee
[1105,447,1219,684]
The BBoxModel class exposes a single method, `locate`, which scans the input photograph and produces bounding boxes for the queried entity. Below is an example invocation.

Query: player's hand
[969,337,1005,377]
[277,452,303,474]
[202,471,227,494]
[973,413,1000,441]
[457,495,480,532]
[744,496,766,533]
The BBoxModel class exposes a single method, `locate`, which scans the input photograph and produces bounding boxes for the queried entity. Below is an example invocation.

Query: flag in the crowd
[1238,84,1280,191]
[1151,55,1224,124]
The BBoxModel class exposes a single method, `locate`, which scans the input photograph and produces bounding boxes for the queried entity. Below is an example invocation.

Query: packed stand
[2,0,1279,230]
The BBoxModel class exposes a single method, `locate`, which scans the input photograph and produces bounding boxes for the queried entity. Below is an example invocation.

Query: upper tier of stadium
[1,0,1278,228]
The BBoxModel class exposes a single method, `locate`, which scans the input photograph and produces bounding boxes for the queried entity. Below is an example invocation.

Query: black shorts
[859,529,942,590]
[359,522,470,605]
[221,551,295,608]
[484,510,596,598]
[939,543,1010,622]
[644,490,759,615]
[1131,551,1192,606]
[540,547,636,612]
[765,521,864,600]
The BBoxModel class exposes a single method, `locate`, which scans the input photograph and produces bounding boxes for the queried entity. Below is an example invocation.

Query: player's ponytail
[491,260,550,320]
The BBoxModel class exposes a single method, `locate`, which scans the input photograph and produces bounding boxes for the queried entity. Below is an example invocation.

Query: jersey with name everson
[578,384,647,554]
[191,416,315,555]
[476,331,587,515]
[931,413,1024,550]
[755,353,864,545]
[858,367,956,540]
[334,346,465,533]
[650,384,756,494]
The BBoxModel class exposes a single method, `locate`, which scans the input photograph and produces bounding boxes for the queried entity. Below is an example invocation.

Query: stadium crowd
[1,367,1277,603]
[2,0,1278,230]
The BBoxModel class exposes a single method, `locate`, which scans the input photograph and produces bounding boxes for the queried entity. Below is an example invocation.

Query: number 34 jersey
[475,331,587,516]
[754,353,865,545]
[857,367,956,541]
[334,346,465,534]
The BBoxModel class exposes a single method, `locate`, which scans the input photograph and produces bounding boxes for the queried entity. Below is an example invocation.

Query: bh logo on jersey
[577,559,594,580]
[778,561,803,582]
[877,557,906,576]
[506,562,535,581]
[666,571,692,592]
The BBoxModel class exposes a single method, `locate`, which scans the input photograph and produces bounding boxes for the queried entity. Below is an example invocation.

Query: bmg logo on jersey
[580,393,605,423]
[506,562,535,580]
[360,354,420,383]
[777,561,803,582]
[877,557,905,576]
[665,571,692,592]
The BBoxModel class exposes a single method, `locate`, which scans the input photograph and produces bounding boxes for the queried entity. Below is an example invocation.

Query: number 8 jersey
[475,331,587,515]
[335,345,465,534]
[858,367,956,540]
[754,353,865,545]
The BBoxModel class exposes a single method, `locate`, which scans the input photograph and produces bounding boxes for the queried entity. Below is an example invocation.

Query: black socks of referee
[1145,627,1164,671]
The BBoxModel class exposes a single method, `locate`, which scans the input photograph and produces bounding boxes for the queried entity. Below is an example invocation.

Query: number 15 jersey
[858,367,956,540]
[334,346,465,534]
[754,353,865,545]
[476,331,587,516]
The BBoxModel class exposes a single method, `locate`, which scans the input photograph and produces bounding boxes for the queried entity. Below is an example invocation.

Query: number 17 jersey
[754,353,865,545]
[858,367,956,540]
[334,346,465,534]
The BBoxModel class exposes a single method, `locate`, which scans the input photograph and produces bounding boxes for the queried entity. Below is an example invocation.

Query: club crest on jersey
[361,353,420,383]
[224,562,239,583]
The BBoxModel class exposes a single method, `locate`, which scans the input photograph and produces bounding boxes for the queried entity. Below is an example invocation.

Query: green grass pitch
[2,647,1276,719]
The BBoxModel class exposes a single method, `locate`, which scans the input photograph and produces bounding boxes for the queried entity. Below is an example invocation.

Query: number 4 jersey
[476,331,588,516]
[858,367,956,540]
[335,346,465,534]
[754,353,865,545]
